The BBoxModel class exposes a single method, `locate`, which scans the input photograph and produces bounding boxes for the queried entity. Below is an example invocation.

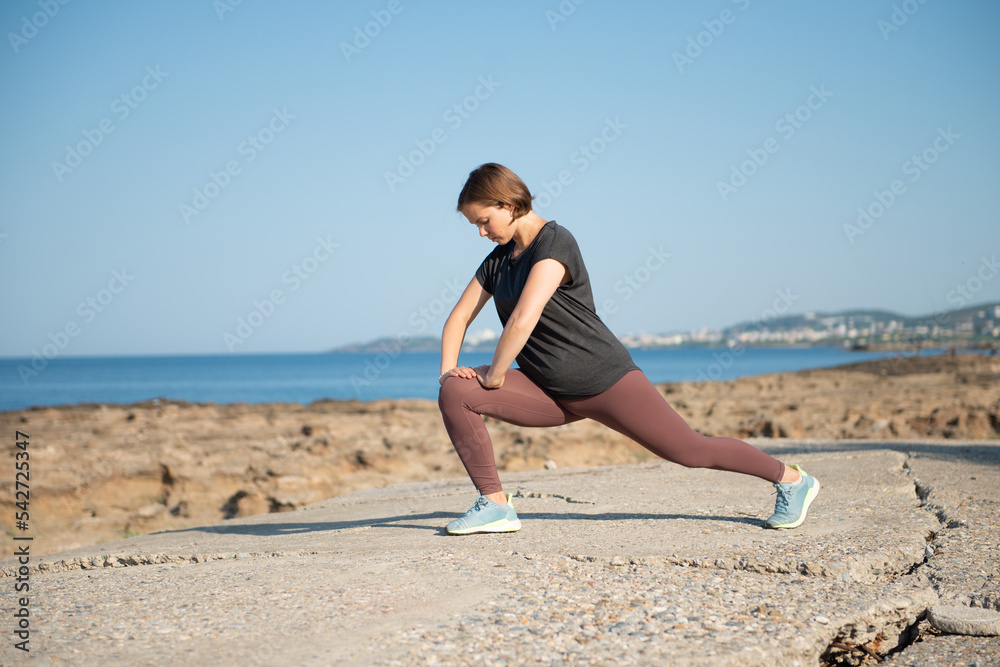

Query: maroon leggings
[438,369,785,495]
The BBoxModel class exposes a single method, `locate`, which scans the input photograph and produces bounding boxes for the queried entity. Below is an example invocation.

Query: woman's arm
[440,277,492,377]
[479,258,569,389]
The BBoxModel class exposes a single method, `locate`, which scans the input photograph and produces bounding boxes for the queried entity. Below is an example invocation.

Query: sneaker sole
[447,518,521,535]
[767,478,820,529]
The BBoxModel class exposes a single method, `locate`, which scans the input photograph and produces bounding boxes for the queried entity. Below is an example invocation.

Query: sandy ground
[1,352,996,558]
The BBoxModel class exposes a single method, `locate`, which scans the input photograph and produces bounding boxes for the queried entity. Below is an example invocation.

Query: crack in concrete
[514,491,595,504]
[819,454,961,665]
[558,548,928,583]
[902,461,999,614]
[564,553,847,577]
[0,549,329,577]
[821,607,929,667]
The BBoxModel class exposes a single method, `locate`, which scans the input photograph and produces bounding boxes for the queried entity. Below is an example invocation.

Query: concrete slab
[0,442,995,666]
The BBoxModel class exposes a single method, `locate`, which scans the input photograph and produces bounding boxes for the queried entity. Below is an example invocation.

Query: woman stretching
[438,163,819,535]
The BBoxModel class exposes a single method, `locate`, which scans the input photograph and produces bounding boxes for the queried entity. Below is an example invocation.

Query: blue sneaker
[446,493,521,535]
[765,464,820,529]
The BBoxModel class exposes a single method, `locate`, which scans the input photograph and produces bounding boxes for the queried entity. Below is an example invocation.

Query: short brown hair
[456,163,534,220]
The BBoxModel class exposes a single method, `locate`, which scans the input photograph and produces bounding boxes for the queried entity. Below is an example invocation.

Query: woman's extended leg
[560,370,785,483]
[438,369,583,496]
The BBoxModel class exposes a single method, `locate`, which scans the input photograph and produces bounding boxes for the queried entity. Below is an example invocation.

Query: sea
[0,347,929,412]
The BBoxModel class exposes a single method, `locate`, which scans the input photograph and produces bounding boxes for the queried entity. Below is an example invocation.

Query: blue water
[0,347,926,411]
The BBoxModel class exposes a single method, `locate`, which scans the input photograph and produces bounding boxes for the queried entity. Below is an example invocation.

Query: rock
[928,605,1000,636]
[221,490,271,519]
[135,503,166,520]
[170,500,190,518]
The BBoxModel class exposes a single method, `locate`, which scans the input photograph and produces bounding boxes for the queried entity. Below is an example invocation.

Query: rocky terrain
[1,352,997,559]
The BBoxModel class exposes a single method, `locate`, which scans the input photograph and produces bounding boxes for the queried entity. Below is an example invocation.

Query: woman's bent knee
[438,375,478,413]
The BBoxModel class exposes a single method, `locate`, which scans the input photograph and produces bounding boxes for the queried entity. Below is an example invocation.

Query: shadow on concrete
[152,511,762,540]
[516,512,761,527]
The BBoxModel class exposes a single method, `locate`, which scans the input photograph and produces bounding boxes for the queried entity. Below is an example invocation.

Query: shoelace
[454,497,492,527]
[772,485,791,514]
[468,496,491,514]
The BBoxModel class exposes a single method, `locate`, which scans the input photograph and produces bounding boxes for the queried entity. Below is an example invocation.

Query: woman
[437,163,818,535]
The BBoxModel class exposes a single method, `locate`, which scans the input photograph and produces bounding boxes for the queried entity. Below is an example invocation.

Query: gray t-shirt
[475,220,638,399]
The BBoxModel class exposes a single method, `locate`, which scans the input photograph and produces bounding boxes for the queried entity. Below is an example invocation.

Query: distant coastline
[330,302,1000,354]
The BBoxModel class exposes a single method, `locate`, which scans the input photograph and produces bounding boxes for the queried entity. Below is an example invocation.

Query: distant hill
[330,301,1000,352]
[329,335,499,353]
[724,302,1000,334]
[331,336,440,354]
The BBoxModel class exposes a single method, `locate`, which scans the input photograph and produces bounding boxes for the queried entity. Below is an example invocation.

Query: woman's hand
[474,365,505,389]
[439,366,479,385]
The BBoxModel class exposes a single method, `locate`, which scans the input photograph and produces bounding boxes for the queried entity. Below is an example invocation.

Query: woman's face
[460,202,515,245]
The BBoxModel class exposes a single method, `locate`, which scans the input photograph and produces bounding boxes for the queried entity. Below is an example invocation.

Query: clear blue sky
[1,1,998,357]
